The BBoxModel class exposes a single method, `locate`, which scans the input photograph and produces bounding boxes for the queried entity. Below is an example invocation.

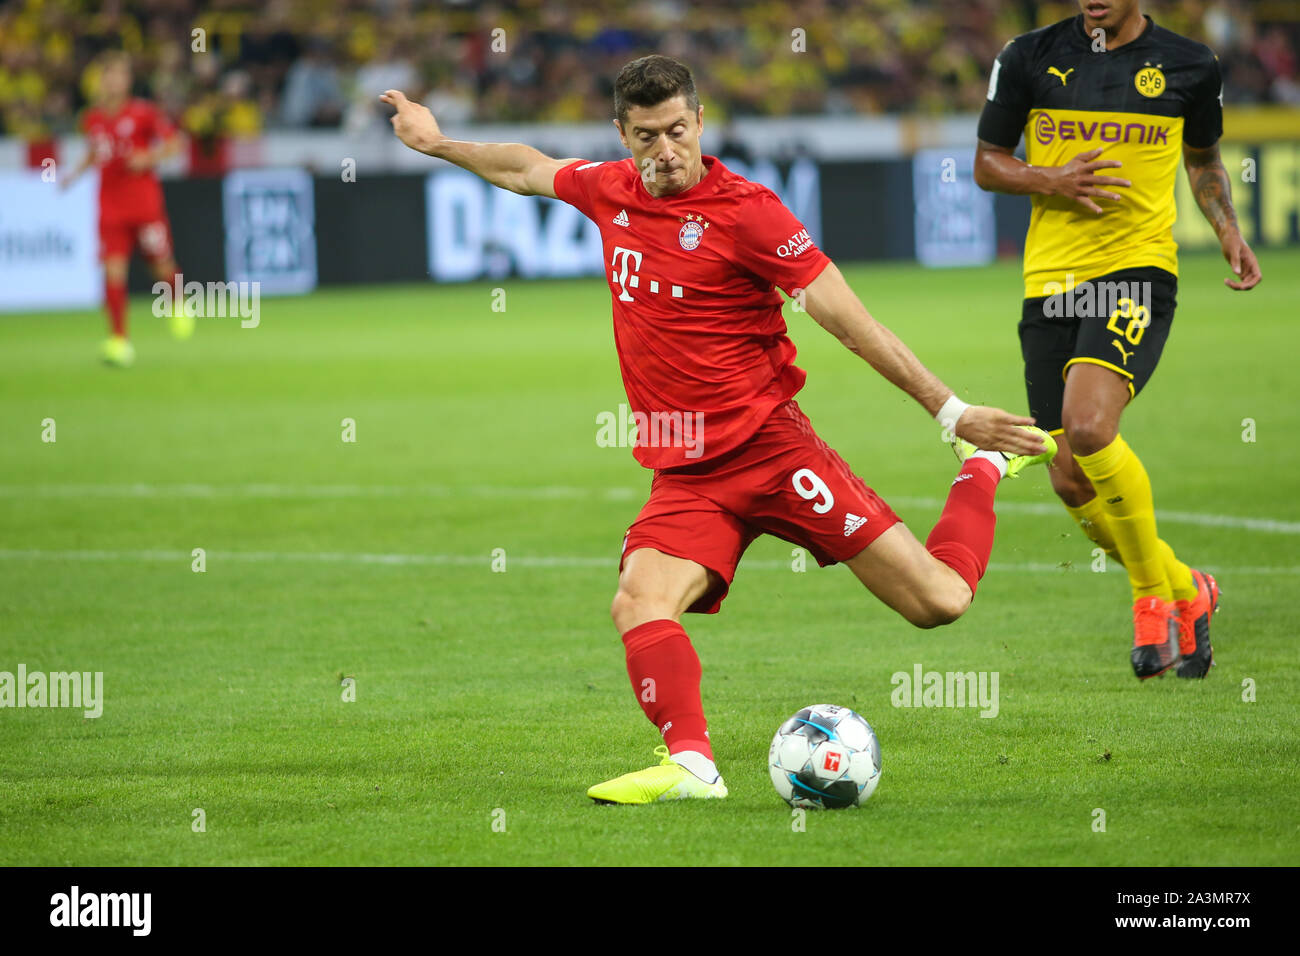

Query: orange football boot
[1175,569,1219,679]
[1130,595,1181,679]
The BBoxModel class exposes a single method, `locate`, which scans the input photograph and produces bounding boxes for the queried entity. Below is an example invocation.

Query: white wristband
[935,394,970,431]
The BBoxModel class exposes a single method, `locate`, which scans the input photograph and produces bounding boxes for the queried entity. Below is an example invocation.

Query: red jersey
[81,98,174,222]
[554,155,830,469]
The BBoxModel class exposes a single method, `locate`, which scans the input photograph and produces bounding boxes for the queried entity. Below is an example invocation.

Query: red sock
[622,619,712,759]
[105,279,127,337]
[924,458,1001,595]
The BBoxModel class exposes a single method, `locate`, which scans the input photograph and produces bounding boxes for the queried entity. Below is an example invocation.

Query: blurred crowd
[1,0,1297,146]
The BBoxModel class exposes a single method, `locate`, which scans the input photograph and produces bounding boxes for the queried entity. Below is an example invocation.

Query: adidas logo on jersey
[613,209,630,227]
[843,513,868,536]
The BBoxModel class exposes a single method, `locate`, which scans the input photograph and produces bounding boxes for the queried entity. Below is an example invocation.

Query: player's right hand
[379,89,443,156]
[955,406,1046,456]
[1052,146,1131,215]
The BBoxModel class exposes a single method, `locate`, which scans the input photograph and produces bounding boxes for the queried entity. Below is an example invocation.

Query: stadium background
[1,0,1298,305]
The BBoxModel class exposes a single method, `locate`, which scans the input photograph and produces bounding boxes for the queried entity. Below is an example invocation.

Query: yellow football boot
[587,745,728,804]
[101,336,135,368]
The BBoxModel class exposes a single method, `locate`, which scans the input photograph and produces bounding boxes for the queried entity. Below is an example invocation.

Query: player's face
[1077,0,1140,34]
[98,61,132,103]
[616,96,705,198]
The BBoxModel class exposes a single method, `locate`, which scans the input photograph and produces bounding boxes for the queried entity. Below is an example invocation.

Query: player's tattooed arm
[802,262,1045,455]
[1183,141,1261,290]
[380,89,578,198]
[1183,142,1238,235]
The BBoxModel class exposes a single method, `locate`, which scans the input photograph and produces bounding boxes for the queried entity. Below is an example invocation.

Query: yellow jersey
[978,14,1223,298]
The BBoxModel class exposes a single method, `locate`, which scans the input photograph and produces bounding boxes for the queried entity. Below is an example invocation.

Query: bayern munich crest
[678,213,709,250]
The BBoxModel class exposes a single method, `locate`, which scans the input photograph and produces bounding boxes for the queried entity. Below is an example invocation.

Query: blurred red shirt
[80,99,174,222]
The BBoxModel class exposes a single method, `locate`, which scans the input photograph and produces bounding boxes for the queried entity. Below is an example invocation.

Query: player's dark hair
[97,50,132,70]
[614,55,700,127]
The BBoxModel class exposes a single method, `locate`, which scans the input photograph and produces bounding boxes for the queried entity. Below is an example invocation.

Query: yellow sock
[1064,496,1123,567]
[1063,496,1197,601]
[1073,435,1171,602]
[1159,540,1196,602]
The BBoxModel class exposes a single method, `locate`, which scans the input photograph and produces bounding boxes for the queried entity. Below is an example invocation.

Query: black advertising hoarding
[120,146,1295,297]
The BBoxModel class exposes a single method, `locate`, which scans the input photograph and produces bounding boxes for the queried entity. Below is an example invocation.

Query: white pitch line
[1,484,1297,534]
[890,496,1300,535]
[0,548,608,569]
[0,483,642,502]
[0,548,1296,576]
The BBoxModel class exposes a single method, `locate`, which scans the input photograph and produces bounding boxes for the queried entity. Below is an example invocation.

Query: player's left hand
[954,406,1046,456]
[126,150,154,172]
[1220,230,1261,291]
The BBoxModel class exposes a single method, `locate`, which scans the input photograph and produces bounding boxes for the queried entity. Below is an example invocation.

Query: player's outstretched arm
[974,140,1131,215]
[1183,141,1261,291]
[801,262,1045,455]
[58,150,95,191]
[379,89,580,199]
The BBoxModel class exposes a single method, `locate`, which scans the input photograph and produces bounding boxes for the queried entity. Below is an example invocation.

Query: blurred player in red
[384,56,1056,804]
[63,51,192,367]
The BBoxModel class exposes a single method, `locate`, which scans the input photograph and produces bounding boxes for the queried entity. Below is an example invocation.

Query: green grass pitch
[1,249,1296,866]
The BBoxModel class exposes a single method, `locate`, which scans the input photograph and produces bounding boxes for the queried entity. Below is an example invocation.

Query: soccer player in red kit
[63,51,192,367]
[382,56,1056,804]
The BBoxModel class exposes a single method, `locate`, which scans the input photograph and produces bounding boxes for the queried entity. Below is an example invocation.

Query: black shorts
[1018,266,1177,434]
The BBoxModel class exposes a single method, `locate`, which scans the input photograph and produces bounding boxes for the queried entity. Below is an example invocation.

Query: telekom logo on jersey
[610,231,813,302]
[609,246,686,302]
[611,246,642,302]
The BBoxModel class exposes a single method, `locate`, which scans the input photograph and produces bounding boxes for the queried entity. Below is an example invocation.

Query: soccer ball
[768,704,882,809]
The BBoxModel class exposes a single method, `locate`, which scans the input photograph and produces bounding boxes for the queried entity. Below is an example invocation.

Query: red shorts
[99,209,173,262]
[619,398,900,614]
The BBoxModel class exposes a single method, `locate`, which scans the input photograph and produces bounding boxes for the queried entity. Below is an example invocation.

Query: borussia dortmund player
[975,0,1260,679]
[384,56,1055,804]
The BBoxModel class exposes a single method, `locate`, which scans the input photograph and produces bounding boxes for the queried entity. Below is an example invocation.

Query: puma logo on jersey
[1111,338,1135,365]
[843,513,868,536]
[613,209,630,227]
[1047,66,1075,86]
